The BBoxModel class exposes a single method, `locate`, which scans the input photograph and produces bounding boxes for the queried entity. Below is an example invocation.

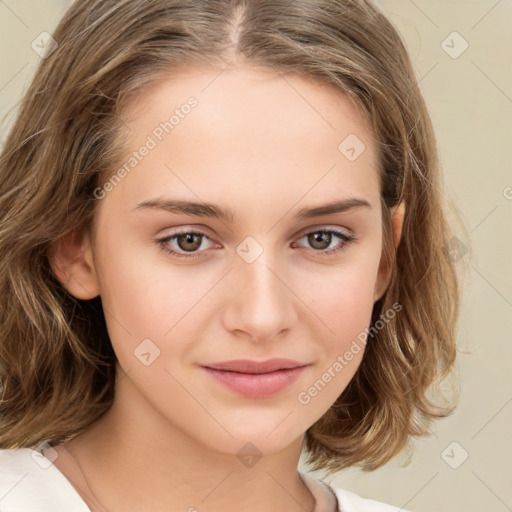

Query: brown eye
[307,231,332,250]
[294,228,355,256]
[158,230,217,259]
[176,233,203,252]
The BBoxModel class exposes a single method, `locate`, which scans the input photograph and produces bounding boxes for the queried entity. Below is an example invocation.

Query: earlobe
[373,201,406,302]
[48,229,100,300]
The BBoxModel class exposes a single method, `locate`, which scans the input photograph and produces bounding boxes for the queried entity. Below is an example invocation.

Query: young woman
[0,1,464,511]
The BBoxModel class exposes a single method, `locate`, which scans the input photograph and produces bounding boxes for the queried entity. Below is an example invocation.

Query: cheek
[301,250,380,373]
[93,236,220,367]
[294,268,376,413]
[303,250,380,332]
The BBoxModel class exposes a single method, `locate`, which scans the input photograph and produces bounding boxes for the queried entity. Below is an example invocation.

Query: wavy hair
[0,0,468,471]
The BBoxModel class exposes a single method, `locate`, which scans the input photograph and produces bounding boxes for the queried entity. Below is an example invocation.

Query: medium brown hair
[0,0,468,471]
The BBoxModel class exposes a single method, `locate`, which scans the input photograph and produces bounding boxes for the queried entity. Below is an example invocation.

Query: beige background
[0,1,510,511]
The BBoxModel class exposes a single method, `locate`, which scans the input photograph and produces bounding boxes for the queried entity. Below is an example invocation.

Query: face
[65,65,395,456]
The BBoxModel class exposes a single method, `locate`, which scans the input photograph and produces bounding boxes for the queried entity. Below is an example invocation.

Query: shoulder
[329,483,409,512]
[0,447,90,511]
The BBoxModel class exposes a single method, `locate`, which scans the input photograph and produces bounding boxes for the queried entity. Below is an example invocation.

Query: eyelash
[156,228,355,260]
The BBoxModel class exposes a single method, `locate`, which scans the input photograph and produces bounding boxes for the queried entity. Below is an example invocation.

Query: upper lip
[203,358,309,374]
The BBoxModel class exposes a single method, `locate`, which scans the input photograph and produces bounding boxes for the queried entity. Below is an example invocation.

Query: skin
[50,65,405,512]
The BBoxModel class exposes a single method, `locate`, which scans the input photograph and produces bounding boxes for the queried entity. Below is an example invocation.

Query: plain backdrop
[0,1,511,511]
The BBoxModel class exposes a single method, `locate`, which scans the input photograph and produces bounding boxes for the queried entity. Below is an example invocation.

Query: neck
[54,369,316,512]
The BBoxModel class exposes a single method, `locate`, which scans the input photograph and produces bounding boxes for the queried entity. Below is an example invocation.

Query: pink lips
[202,358,309,398]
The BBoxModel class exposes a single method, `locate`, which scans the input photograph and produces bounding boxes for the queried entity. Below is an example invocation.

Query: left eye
[293,229,354,255]
[157,228,354,259]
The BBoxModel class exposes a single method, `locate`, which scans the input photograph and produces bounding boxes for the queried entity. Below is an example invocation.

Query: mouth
[203,358,308,374]
[201,360,310,398]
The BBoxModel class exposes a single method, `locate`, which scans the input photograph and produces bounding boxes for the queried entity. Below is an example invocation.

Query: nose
[221,250,298,342]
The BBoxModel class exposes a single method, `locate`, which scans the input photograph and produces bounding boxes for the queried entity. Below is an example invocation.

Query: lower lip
[202,366,308,398]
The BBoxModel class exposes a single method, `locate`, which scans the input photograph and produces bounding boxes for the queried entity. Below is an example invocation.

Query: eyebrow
[133,197,372,222]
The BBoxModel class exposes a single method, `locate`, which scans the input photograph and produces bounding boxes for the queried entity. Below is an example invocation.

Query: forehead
[105,65,381,216]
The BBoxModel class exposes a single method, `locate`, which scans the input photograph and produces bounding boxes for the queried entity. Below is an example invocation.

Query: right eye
[157,230,219,259]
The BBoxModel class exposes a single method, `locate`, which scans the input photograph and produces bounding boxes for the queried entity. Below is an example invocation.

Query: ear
[373,201,406,302]
[48,229,100,300]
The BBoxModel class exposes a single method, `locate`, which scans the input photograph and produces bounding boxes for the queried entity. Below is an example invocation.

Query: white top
[0,448,407,511]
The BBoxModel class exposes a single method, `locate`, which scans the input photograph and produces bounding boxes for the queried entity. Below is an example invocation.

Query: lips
[203,358,307,374]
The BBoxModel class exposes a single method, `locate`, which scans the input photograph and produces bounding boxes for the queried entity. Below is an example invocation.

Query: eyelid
[164,228,218,243]
[295,224,354,239]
